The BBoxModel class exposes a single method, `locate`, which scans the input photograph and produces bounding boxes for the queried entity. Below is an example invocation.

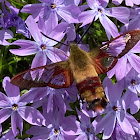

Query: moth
[11,29,140,111]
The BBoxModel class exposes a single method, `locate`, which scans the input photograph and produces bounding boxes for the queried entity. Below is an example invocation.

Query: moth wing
[89,29,140,74]
[11,61,74,89]
[100,29,140,58]
[117,29,140,57]
[89,48,117,74]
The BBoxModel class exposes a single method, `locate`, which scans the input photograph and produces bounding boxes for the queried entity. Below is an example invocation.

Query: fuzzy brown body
[68,43,107,110]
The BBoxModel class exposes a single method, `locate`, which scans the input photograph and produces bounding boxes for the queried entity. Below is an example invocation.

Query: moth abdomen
[76,76,108,111]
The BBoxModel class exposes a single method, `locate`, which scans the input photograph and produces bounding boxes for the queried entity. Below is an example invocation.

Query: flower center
[113,106,118,111]
[98,8,103,13]
[86,127,90,132]
[54,129,59,135]
[12,104,18,110]
[40,44,46,50]
[51,3,56,9]
[131,79,136,85]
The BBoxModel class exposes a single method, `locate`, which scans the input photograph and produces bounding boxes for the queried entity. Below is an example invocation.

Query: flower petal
[5,0,19,14]
[107,56,127,81]
[107,7,130,24]
[99,15,119,38]
[11,112,23,136]
[96,112,116,139]
[126,113,140,129]
[112,0,123,5]
[21,3,44,21]
[117,115,135,135]
[31,51,47,68]
[26,126,49,136]
[87,0,96,9]
[75,134,87,140]
[99,0,109,7]
[127,53,140,74]
[10,40,38,56]
[3,77,20,102]
[25,16,42,42]
[130,40,140,53]
[1,29,13,39]
[44,11,58,34]
[78,10,95,27]
[121,17,140,32]
[54,91,66,112]
[0,92,9,108]
[62,116,80,135]
[103,78,124,104]
[18,106,45,126]
[46,47,68,62]
[19,87,47,104]
[0,108,12,123]
[0,29,13,45]
[57,4,81,24]
[122,90,139,114]
[48,22,68,43]
[0,129,19,139]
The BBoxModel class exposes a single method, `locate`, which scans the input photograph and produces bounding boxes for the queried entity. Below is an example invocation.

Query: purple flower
[78,0,129,38]
[0,29,13,45]
[107,40,140,81]
[21,0,81,27]
[30,85,78,113]
[79,103,98,118]
[121,68,140,114]
[122,89,140,114]
[111,121,140,140]
[75,109,99,140]
[0,77,45,136]
[27,108,80,140]
[124,68,140,93]
[0,0,30,38]
[10,16,68,69]
[96,78,140,139]
[112,0,140,7]
[60,23,89,56]
[1,129,20,140]
[64,0,82,6]
[121,7,140,32]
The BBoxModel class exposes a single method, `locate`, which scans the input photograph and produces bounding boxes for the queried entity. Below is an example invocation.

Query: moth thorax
[72,64,98,83]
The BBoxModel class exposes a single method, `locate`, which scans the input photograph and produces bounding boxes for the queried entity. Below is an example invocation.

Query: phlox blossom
[79,0,129,38]
[0,77,45,136]
[10,16,68,69]
[96,78,140,139]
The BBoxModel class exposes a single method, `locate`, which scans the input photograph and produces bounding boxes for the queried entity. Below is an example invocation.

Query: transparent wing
[100,29,140,58]
[89,29,140,74]
[11,61,74,89]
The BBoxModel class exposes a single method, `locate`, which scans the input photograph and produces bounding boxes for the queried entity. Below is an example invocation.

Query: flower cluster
[0,0,140,139]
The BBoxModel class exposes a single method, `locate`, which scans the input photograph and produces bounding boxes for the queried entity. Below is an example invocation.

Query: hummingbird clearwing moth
[11,29,140,111]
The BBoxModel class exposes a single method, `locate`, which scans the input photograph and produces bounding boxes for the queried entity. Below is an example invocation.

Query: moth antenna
[41,32,68,46]
[77,17,95,44]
